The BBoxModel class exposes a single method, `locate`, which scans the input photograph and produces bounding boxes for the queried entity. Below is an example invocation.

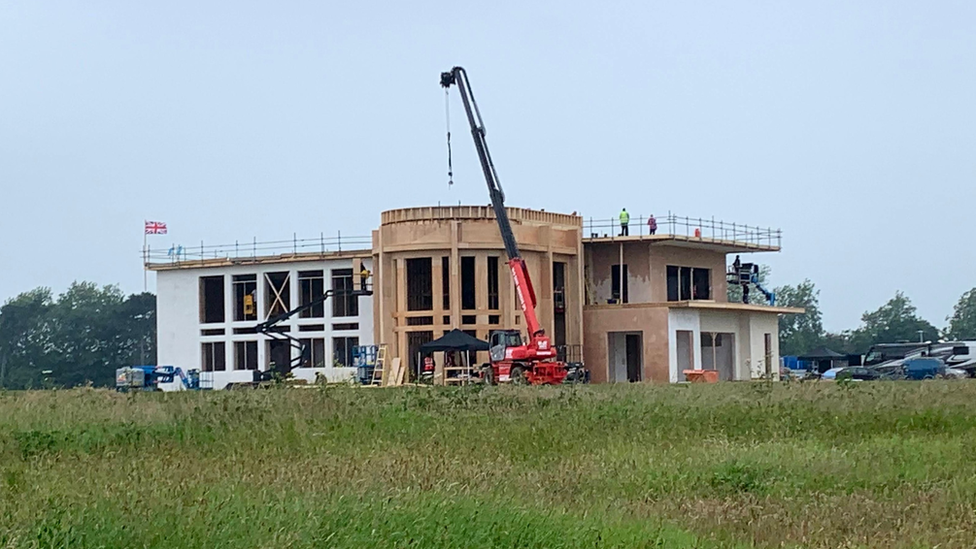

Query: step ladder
[371,345,387,385]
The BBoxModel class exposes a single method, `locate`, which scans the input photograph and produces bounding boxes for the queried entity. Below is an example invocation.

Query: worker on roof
[647,214,657,235]
[619,208,630,236]
[360,265,371,292]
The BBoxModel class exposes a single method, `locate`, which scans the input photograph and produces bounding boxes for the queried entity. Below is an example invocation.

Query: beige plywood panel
[583,306,669,383]
[382,222,454,248]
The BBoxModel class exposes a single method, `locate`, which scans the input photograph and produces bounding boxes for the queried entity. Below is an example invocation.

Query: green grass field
[2,381,976,548]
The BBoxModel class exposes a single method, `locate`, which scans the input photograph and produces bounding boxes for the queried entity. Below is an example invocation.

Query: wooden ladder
[371,345,387,385]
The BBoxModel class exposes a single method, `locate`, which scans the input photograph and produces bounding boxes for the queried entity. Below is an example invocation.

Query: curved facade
[372,206,584,374]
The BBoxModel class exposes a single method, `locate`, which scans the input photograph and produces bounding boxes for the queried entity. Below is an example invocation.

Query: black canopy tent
[419,329,490,384]
[798,347,847,373]
[420,329,490,352]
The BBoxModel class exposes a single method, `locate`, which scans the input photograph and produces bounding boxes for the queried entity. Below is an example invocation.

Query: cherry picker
[441,67,568,385]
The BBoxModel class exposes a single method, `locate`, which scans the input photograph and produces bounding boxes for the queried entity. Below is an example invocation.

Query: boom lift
[440,66,568,385]
[253,274,372,379]
[727,256,775,306]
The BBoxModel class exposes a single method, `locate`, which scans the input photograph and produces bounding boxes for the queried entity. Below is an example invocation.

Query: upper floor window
[298,270,325,318]
[332,269,359,317]
[611,264,629,303]
[667,266,711,301]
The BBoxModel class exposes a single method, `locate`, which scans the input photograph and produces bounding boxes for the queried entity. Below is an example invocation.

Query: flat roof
[146,249,371,272]
[585,300,803,315]
[583,233,780,253]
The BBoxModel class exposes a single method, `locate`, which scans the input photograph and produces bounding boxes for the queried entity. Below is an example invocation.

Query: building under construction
[148,205,800,387]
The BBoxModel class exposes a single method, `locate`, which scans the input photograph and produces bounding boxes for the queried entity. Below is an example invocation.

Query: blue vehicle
[903,358,945,380]
[116,365,202,392]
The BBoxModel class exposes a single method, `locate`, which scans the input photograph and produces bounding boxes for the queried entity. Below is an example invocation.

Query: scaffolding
[583,212,781,249]
[143,232,372,266]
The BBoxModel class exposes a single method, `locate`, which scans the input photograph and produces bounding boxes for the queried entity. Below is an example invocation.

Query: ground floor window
[333,336,360,367]
[299,338,327,368]
[202,342,226,372]
[234,341,258,370]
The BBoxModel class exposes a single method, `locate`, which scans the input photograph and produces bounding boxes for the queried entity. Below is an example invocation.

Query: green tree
[0,283,156,389]
[849,292,938,353]
[945,288,976,341]
[819,331,857,355]
[0,288,55,388]
[773,279,824,356]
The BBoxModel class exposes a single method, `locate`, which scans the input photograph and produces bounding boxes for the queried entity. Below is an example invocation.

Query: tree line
[740,270,976,356]
[0,283,155,389]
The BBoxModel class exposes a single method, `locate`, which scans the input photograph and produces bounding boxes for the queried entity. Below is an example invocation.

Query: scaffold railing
[143,232,372,265]
[582,212,781,248]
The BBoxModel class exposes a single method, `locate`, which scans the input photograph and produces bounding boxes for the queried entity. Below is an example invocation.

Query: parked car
[904,357,946,380]
[945,367,968,379]
[834,367,883,381]
[820,367,845,381]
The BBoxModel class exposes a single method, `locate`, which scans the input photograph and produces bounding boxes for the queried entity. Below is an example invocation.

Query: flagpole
[143,221,148,293]
[141,221,147,366]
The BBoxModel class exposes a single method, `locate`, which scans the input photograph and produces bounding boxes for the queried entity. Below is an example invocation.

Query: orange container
[683,369,719,383]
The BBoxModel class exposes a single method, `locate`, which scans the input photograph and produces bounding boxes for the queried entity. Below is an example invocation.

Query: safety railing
[144,232,372,265]
[582,212,781,248]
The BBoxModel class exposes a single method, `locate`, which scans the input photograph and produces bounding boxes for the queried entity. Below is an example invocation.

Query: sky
[1,1,974,332]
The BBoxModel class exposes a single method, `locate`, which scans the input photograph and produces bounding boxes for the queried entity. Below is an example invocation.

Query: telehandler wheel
[483,366,496,386]
[510,365,528,385]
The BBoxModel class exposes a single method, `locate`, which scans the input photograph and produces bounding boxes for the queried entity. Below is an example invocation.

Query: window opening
[234,341,258,370]
[333,336,360,367]
[200,276,225,324]
[298,338,326,368]
[611,264,629,303]
[442,256,451,310]
[461,256,476,310]
[487,256,499,310]
[233,274,257,321]
[298,270,325,318]
[264,272,290,317]
[201,342,226,372]
[406,258,434,311]
[332,268,359,317]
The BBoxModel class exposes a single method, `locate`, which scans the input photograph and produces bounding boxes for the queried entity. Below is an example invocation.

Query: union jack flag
[145,221,167,235]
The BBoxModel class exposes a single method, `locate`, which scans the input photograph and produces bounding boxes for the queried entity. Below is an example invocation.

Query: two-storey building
[148,206,799,386]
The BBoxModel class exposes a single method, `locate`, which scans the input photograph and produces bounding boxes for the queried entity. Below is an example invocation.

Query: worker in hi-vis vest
[360,265,371,292]
[619,208,630,236]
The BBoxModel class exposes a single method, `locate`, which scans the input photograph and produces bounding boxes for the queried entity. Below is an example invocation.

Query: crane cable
[445,89,453,188]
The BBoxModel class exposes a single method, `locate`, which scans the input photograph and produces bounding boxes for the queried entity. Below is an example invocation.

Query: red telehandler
[441,66,568,385]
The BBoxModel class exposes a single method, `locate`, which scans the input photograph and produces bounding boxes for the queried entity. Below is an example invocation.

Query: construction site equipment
[683,369,719,383]
[354,345,379,384]
[440,66,569,385]
[727,257,775,305]
[371,345,387,385]
[420,329,488,386]
[116,365,202,392]
[253,282,373,379]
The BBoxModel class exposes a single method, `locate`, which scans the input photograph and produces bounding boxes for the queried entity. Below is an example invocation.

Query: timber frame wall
[372,206,584,372]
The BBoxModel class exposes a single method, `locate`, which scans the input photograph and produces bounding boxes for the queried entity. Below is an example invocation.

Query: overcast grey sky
[1,1,974,331]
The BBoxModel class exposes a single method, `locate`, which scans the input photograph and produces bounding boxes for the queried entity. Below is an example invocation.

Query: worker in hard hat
[619,208,630,236]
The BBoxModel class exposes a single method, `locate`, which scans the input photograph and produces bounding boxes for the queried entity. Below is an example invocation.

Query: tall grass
[1,382,975,547]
